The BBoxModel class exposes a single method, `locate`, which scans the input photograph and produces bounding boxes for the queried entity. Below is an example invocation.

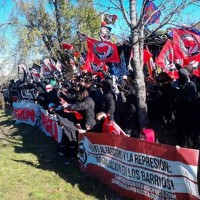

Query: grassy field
[0,107,125,200]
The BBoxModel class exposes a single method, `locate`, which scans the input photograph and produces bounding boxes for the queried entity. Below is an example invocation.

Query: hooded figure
[100,79,115,120]
[171,67,198,147]
[178,68,190,84]
[140,129,155,142]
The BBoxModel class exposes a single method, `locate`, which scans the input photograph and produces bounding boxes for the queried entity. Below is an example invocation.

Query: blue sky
[93,0,200,40]
[0,0,199,36]
[0,0,13,23]
[0,0,199,75]
[0,0,199,59]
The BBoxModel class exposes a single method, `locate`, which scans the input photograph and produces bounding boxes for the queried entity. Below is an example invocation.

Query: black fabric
[17,83,37,102]
[101,92,115,120]
[171,79,198,147]
[45,88,60,106]
[68,96,96,129]
[57,114,78,142]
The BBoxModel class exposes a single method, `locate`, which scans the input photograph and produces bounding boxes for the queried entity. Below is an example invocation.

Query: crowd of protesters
[0,42,200,160]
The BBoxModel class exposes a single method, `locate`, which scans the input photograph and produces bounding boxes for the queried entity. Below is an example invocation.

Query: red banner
[78,133,199,200]
[13,102,39,126]
[13,103,62,143]
[40,109,62,143]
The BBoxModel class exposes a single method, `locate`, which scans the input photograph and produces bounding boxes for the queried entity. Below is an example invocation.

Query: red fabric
[64,109,83,120]
[146,57,154,77]
[102,14,117,25]
[87,37,120,63]
[141,128,155,142]
[155,39,179,79]
[173,28,200,62]
[143,49,152,64]
[102,115,127,136]
[144,46,154,77]
[83,57,106,78]
[144,1,161,25]
[62,42,74,50]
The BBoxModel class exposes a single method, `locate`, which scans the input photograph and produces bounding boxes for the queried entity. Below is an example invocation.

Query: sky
[0,0,199,75]
[0,0,199,38]
[92,0,200,41]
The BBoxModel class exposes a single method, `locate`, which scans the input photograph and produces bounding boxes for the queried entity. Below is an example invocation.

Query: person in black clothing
[171,67,198,147]
[156,72,173,130]
[44,83,60,110]
[66,89,96,131]
[83,77,103,114]
[8,80,20,105]
[116,79,139,137]
[100,79,116,120]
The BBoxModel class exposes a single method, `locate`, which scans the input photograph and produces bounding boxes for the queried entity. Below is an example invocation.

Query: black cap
[178,68,189,78]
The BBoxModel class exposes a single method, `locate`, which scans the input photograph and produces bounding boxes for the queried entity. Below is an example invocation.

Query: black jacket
[68,96,96,129]
[101,92,115,120]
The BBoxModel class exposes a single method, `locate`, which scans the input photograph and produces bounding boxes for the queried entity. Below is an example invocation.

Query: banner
[13,102,62,143]
[13,102,39,126]
[78,133,199,200]
[40,108,62,143]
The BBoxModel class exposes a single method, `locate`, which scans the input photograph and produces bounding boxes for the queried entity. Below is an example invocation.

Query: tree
[95,0,200,128]
[0,0,100,77]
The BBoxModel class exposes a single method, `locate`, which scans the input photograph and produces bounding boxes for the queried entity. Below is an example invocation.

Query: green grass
[0,107,125,200]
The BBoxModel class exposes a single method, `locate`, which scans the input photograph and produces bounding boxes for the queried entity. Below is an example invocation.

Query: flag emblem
[93,42,114,61]
[164,49,176,71]
[180,34,200,56]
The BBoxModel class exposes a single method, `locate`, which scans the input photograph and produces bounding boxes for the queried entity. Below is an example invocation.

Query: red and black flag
[144,46,154,77]
[101,14,117,26]
[77,31,88,41]
[144,0,161,26]
[155,39,178,79]
[62,42,74,50]
[99,26,112,42]
[87,37,120,63]
[173,28,200,62]
[83,58,107,79]
[32,63,41,73]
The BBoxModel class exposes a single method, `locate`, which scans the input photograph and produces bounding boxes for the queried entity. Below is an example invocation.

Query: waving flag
[62,42,74,50]
[29,68,41,81]
[43,58,58,72]
[144,46,154,77]
[101,14,117,26]
[155,40,178,79]
[77,31,88,41]
[143,48,152,64]
[99,26,112,42]
[173,28,200,62]
[41,63,52,78]
[144,0,161,25]
[82,56,107,78]
[189,61,200,77]
[87,37,120,63]
[18,64,27,74]
[32,63,41,73]
[102,115,127,136]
